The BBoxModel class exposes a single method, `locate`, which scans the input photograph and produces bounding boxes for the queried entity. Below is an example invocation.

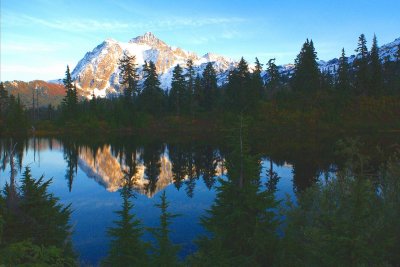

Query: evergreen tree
[201,62,218,110]
[169,144,188,190]
[354,34,369,95]
[63,65,73,99]
[266,58,281,95]
[141,143,162,196]
[321,70,334,91]
[184,145,197,198]
[193,74,202,111]
[61,65,78,120]
[169,64,186,116]
[1,167,74,262]
[198,145,218,190]
[72,84,78,108]
[139,61,164,115]
[337,48,350,91]
[6,95,27,132]
[119,52,139,103]
[103,186,148,267]
[19,168,73,248]
[193,117,280,266]
[292,39,320,92]
[251,57,264,100]
[63,141,78,192]
[369,34,383,95]
[185,59,196,115]
[280,148,400,266]
[0,240,76,266]
[226,58,252,111]
[150,191,180,267]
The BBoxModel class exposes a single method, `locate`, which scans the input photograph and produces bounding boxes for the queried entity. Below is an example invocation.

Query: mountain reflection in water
[78,145,225,197]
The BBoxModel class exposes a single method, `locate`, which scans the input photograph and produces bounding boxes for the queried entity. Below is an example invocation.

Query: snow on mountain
[379,37,400,62]
[71,32,236,97]
[268,37,400,81]
[316,37,400,76]
[71,33,400,98]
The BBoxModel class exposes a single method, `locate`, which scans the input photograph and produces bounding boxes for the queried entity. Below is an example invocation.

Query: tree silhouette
[193,116,280,266]
[149,191,180,266]
[292,39,320,93]
[119,52,139,103]
[103,185,148,267]
[337,48,350,92]
[354,34,369,95]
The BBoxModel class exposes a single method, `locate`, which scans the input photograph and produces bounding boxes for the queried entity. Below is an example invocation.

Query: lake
[0,133,396,265]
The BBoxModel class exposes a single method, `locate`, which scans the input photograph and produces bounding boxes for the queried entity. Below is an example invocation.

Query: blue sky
[1,0,399,81]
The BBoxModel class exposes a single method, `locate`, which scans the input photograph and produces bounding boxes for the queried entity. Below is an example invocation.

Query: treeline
[1,34,400,135]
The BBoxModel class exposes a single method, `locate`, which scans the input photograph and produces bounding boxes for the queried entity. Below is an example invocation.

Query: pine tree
[139,61,164,115]
[201,62,218,110]
[150,191,180,267]
[62,66,72,103]
[369,34,383,95]
[61,65,78,120]
[354,34,369,95]
[142,143,162,196]
[193,74,202,112]
[0,168,76,265]
[6,95,27,132]
[119,52,139,103]
[72,84,78,107]
[321,70,334,90]
[292,39,320,92]
[2,167,74,256]
[103,186,148,267]
[226,57,252,111]
[266,58,281,95]
[63,141,78,192]
[193,116,280,266]
[251,57,264,100]
[185,59,196,115]
[337,48,350,91]
[169,64,186,116]
[169,144,188,190]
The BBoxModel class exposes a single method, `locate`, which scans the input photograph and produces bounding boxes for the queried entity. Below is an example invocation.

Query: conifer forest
[1,1,400,265]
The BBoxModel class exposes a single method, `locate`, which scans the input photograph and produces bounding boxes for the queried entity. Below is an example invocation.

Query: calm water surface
[0,137,322,265]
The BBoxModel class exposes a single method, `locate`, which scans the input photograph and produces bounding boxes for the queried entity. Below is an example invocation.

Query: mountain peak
[129,32,167,47]
[104,38,117,44]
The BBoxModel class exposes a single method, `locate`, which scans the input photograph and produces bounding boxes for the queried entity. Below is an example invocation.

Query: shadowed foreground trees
[280,144,400,267]
[103,186,180,267]
[0,167,76,266]
[189,117,280,266]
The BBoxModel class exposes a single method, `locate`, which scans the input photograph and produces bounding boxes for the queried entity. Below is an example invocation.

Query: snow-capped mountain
[71,32,236,98]
[68,33,400,98]
[318,37,400,76]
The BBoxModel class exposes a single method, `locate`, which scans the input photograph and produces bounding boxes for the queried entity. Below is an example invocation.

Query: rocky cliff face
[71,32,236,98]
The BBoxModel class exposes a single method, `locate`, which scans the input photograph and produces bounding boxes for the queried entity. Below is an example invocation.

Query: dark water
[0,134,396,265]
